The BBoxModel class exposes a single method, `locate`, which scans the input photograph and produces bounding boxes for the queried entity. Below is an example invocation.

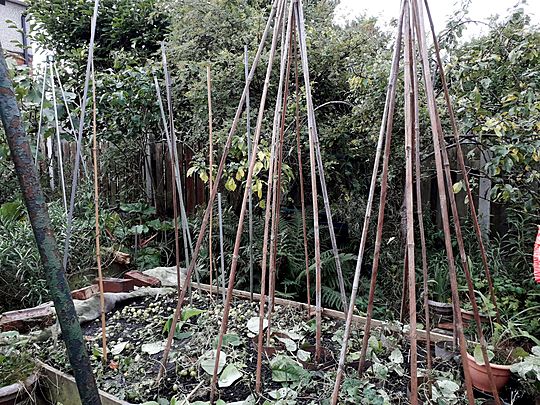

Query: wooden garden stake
[410,0,475,402]
[211,0,288,399]
[435,111,503,402]
[423,0,500,323]
[157,0,281,382]
[356,9,404,378]
[244,44,254,302]
[217,192,226,303]
[90,60,107,365]
[330,4,405,402]
[266,0,293,319]
[207,65,215,299]
[421,4,501,394]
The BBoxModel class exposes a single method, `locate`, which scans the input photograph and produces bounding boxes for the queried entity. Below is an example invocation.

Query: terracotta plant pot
[465,352,511,393]
[0,372,38,405]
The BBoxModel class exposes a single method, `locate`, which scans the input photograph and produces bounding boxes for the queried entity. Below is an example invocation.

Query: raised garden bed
[21,283,532,404]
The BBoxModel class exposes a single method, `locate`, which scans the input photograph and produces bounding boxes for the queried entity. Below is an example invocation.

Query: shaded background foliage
[0,0,538,336]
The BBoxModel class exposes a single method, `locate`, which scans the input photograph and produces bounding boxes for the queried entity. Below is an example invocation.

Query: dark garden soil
[31,288,525,404]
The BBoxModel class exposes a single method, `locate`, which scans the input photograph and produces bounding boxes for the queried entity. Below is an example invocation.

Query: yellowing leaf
[186,166,197,177]
[235,167,245,180]
[225,177,237,191]
[452,181,463,194]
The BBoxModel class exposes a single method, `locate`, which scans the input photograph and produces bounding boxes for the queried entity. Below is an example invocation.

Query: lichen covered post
[0,43,102,405]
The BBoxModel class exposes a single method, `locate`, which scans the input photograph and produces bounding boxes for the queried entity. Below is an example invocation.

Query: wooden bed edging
[36,361,132,405]
[197,282,453,343]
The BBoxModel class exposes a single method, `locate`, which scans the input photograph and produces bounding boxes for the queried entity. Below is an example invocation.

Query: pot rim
[465,352,513,370]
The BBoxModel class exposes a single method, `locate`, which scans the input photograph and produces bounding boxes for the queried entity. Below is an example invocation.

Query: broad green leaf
[276,336,297,352]
[389,348,403,364]
[111,342,128,355]
[181,308,205,322]
[270,355,309,383]
[225,177,237,191]
[200,350,227,375]
[452,181,463,194]
[473,344,494,365]
[214,333,242,349]
[247,317,268,334]
[141,341,166,355]
[218,364,242,387]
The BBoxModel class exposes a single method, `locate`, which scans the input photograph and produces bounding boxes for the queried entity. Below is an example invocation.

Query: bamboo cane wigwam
[145,0,504,402]
[330,0,504,404]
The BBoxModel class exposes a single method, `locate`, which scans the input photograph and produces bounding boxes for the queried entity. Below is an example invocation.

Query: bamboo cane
[294,0,324,360]
[254,1,289,392]
[244,45,254,302]
[412,45,432,376]
[53,63,88,177]
[211,0,289,399]
[267,10,295,343]
[171,163,182,302]
[435,112,502,404]
[49,57,68,214]
[34,65,47,165]
[90,60,107,366]
[403,7,418,402]
[356,20,405,377]
[157,0,281,382]
[399,249,409,323]
[217,192,226,303]
[423,0,500,323]
[308,74,348,315]
[153,77,183,300]
[410,0,475,402]
[161,44,200,291]
[207,65,215,299]
[330,4,405,402]
[62,0,100,271]
[293,26,311,315]
[266,0,292,319]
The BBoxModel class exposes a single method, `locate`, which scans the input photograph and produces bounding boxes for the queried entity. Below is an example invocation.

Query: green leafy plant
[510,346,540,397]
